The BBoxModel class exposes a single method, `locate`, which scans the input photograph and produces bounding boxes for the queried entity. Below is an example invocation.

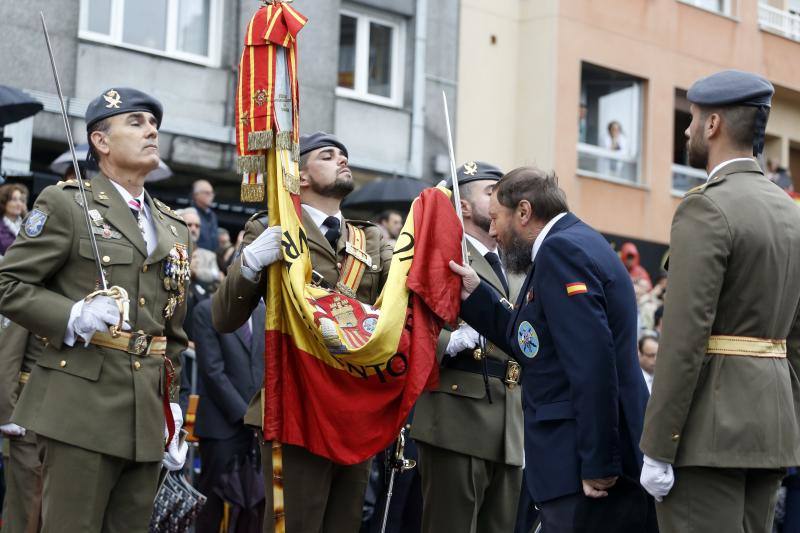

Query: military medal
[163,295,177,319]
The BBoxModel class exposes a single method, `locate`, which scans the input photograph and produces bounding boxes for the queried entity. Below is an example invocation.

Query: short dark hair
[87,118,112,162]
[699,105,763,151]
[638,333,659,352]
[654,305,664,327]
[377,210,401,224]
[494,166,568,222]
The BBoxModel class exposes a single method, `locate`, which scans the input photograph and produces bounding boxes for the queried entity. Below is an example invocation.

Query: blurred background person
[621,242,652,286]
[192,298,265,533]
[216,228,234,272]
[638,333,658,394]
[176,207,201,249]
[192,180,219,252]
[0,184,28,256]
[376,210,403,246]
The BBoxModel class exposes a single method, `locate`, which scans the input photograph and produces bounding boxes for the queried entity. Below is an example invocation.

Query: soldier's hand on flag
[448,260,480,300]
[243,225,283,271]
[71,295,132,347]
[445,323,480,356]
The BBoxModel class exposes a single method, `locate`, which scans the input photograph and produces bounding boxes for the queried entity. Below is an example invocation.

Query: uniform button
[59,360,67,368]
[671,433,680,441]
[134,361,141,370]
[451,384,458,391]
[139,297,146,307]
[142,265,148,273]
[336,263,342,269]
[102,255,111,263]
[371,264,378,271]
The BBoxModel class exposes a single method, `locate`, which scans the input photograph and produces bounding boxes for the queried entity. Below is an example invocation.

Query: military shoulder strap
[335,222,372,298]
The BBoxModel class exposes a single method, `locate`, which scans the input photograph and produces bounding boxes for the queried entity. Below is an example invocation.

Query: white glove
[71,296,130,347]
[0,422,26,437]
[242,225,283,271]
[162,403,187,471]
[640,454,675,502]
[445,324,481,356]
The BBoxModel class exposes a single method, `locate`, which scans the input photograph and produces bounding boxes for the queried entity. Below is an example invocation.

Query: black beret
[446,160,503,189]
[299,131,348,158]
[85,88,163,130]
[687,70,774,108]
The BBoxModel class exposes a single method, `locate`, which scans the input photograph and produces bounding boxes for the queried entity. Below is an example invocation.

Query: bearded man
[449,167,652,532]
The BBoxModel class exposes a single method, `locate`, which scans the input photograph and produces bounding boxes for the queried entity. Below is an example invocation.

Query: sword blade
[40,12,108,290]
[441,91,469,263]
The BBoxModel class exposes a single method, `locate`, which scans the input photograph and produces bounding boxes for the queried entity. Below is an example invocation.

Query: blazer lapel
[302,209,336,260]
[91,175,147,257]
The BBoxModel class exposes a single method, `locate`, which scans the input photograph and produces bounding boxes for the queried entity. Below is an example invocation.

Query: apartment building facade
[456,0,800,272]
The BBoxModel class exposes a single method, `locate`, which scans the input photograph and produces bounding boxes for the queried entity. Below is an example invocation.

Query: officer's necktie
[128,198,146,235]
[484,251,509,295]
[323,216,341,250]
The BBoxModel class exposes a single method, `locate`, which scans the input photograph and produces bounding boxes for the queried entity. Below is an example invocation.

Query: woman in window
[605,120,628,177]
[0,184,28,255]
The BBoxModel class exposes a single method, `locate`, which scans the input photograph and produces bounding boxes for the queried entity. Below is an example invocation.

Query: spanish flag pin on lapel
[565,282,588,296]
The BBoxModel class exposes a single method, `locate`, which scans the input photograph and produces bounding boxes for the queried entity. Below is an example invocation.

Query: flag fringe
[241,182,266,203]
[237,155,266,174]
[248,130,274,151]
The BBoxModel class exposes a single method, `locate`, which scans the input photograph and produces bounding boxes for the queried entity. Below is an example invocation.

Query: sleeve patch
[565,282,588,296]
[23,209,48,238]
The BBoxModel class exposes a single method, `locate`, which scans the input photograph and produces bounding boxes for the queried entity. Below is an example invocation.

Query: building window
[336,8,405,107]
[577,63,643,184]
[79,0,221,66]
[678,0,734,17]
[671,89,707,193]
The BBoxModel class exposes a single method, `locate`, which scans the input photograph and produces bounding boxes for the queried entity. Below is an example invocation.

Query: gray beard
[501,230,533,275]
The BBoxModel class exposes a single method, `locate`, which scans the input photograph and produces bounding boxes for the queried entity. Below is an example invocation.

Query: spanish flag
[261,148,463,465]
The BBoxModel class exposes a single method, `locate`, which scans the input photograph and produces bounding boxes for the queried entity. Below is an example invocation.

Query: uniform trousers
[417,441,522,533]
[657,466,784,533]
[37,436,160,533]
[1,431,41,533]
[260,440,371,533]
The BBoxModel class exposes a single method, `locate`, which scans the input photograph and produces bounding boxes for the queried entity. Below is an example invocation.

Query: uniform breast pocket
[360,263,383,304]
[79,237,134,280]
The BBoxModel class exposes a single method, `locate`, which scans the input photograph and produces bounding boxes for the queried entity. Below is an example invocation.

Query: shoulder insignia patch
[24,209,48,238]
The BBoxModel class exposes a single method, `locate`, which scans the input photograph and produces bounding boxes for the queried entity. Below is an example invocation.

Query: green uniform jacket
[0,320,37,426]
[640,159,800,468]
[0,174,189,462]
[211,208,393,428]
[411,240,524,466]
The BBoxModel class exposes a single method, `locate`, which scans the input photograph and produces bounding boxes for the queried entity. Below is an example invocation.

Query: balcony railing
[671,164,706,194]
[577,142,640,184]
[759,3,800,43]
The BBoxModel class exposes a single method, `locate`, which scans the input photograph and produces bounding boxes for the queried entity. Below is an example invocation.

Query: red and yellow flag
[261,148,463,465]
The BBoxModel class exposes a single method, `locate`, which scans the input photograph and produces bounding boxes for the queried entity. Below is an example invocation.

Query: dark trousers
[38,436,160,533]
[196,427,259,533]
[261,440,371,533]
[1,431,42,533]
[539,477,655,533]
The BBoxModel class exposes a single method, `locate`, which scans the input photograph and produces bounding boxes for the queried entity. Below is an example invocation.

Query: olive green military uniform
[212,208,393,533]
[0,174,189,532]
[0,321,45,533]
[411,240,523,533]
[641,159,800,532]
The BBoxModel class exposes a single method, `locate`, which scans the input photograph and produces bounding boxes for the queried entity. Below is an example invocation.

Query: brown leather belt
[91,330,167,356]
[707,335,786,358]
[445,355,522,388]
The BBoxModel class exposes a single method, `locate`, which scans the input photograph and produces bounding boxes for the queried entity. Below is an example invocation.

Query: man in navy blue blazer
[450,167,651,532]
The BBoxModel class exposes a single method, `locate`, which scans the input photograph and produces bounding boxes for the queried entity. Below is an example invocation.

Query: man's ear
[517,199,533,225]
[299,166,311,190]
[90,130,110,157]
[705,112,722,141]
[460,198,472,220]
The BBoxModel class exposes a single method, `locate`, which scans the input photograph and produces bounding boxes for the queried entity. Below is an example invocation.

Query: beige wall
[458,0,800,244]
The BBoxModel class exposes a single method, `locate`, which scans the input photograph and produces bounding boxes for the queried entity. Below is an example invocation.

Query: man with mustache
[0,87,190,531]
[212,132,393,533]
[449,167,651,532]
[639,70,800,532]
[411,160,524,533]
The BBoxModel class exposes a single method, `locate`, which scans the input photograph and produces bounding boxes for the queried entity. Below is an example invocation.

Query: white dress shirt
[531,212,568,264]
[706,158,754,182]
[642,369,654,394]
[302,204,343,235]
[109,180,157,256]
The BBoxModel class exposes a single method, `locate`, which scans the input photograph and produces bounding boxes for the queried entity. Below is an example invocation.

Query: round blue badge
[517,321,539,359]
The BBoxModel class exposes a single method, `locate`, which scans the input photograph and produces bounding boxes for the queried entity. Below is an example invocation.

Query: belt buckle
[128,331,151,356]
[505,360,521,388]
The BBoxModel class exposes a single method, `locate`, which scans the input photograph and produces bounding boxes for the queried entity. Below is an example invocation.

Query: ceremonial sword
[40,12,129,334]
[380,428,417,533]
[442,91,469,263]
